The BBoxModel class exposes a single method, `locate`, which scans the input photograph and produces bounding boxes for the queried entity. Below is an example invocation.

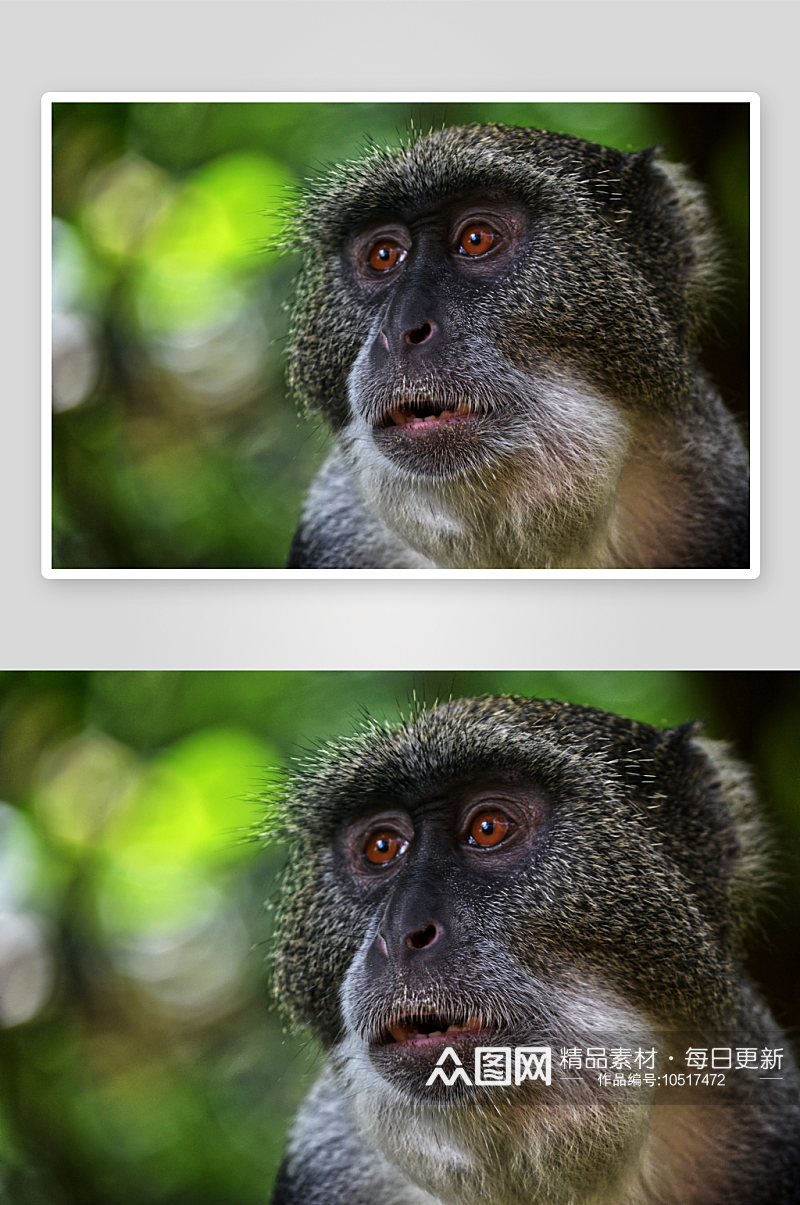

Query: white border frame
[42,92,760,580]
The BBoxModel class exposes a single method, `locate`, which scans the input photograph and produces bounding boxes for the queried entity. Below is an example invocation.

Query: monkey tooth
[386,403,473,428]
[381,1013,485,1045]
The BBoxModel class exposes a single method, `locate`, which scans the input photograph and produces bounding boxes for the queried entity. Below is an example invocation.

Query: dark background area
[50,100,750,570]
[0,670,796,1204]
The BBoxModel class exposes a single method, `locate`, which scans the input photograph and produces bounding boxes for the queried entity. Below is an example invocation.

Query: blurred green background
[0,671,796,1204]
[51,100,751,569]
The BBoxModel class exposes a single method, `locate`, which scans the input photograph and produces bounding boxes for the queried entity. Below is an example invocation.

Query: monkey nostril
[406,923,440,950]
[404,322,434,346]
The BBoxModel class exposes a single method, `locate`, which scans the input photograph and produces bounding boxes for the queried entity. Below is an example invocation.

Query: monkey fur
[268,696,799,1205]
[284,125,750,569]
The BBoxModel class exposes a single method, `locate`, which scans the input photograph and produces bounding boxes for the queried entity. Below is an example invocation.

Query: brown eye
[364,830,408,865]
[368,241,406,272]
[468,811,514,847]
[458,223,498,257]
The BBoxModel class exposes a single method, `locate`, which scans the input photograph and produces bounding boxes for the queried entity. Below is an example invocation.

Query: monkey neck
[343,1071,776,1205]
[608,426,706,569]
[640,1094,759,1205]
[608,407,749,570]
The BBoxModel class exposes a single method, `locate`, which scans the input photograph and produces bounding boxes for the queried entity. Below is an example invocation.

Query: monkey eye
[456,223,500,257]
[467,810,515,847]
[363,829,409,865]
[367,240,407,272]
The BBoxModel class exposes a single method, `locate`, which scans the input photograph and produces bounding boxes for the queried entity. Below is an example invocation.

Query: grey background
[5,1,796,670]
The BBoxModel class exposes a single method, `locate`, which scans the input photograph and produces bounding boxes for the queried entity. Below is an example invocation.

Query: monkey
[267,696,799,1205]
[283,124,750,570]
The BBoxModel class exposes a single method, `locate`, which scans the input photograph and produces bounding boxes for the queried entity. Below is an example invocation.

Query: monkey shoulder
[287,448,433,569]
[270,1064,441,1205]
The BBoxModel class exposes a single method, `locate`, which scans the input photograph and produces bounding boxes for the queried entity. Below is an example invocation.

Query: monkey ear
[605,147,709,296]
[641,726,769,934]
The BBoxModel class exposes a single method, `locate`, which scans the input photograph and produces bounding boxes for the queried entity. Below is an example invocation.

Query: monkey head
[284,126,747,569]
[271,697,764,1115]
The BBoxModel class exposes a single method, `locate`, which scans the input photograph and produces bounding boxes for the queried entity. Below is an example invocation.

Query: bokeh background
[50,100,751,569]
[0,671,797,1204]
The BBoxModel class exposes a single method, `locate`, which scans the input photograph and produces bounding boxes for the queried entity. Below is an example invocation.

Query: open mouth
[375,1013,492,1048]
[369,396,490,477]
[379,402,475,431]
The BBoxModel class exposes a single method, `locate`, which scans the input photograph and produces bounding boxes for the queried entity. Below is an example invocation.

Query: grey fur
[268,697,799,1205]
[285,125,749,569]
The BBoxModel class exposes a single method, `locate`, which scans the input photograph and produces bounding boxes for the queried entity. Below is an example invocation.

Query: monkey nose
[373,922,442,957]
[405,922,441,950]
[404,321,436,346]
[377,320,439,355]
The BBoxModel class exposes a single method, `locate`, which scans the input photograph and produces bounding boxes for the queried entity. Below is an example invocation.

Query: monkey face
[337,778,558,1099]
[333,770,695,1110]
[342,198,536,480]
[334,182,634,567]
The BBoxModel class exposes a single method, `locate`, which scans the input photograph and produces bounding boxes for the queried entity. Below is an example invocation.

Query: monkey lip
[371,401,490,477]
[375,1013,493,1048]
[379,403,476,431]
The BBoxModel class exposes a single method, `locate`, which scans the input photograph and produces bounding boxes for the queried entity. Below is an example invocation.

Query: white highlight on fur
[342,355,630,570]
